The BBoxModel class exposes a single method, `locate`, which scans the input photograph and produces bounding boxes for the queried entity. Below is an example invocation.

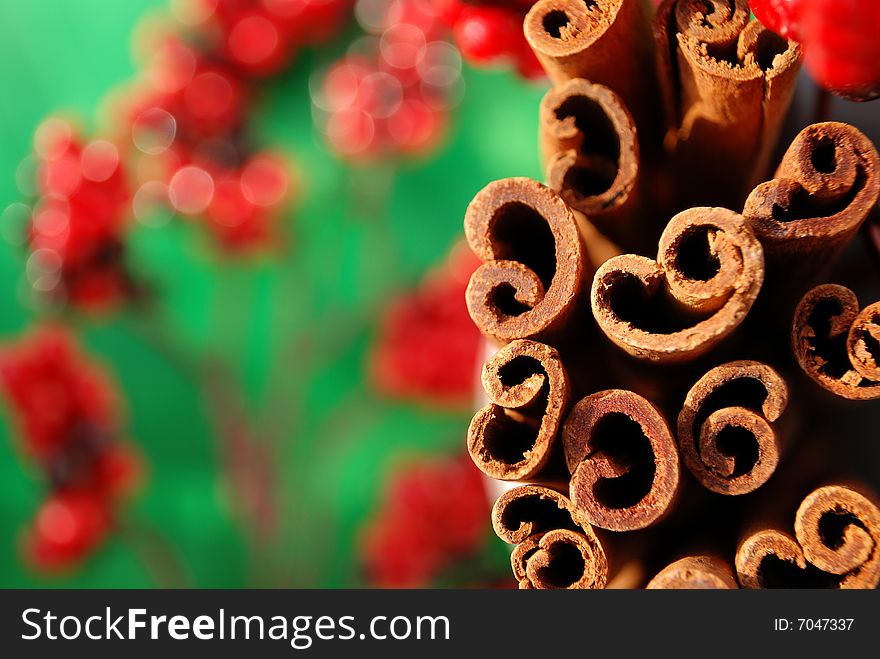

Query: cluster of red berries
[0,327,141,570]
[113,1,321,251]
[25,119,136,311]
[203,0,353,77]
[370,244,482,406]
[437,0,544,80]
[360,453,488,587]
[315,0,547,160]
[316,0,458,159]
[752,0,880,101]
[14,1,326,288]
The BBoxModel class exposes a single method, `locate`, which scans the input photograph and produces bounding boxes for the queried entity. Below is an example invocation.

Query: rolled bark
[561,389,681,531]
[736,484,880,589]
[467,340,571,481]
[653,0,802,209]
[647,555,738,589]
[465,178,591,344]
[591,206,764,363]
[539,79,645,252]
[743,122,880,298]
[492,485,608,589]
[791,284,880,400]
[677,360,788,495]
[524,0,659,146]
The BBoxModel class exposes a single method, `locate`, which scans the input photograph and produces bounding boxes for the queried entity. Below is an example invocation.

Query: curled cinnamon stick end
[510,529,608,589]
[647,555,738,589]
[654,0,801,207]
[792,284,880,400]
[464,177,589,343]
[540,79,640,238]
[494,486,608,589]
[524,1,655,137]
[467,340,570,481]
[591,207,764,363]
[743,122,880,270]
[736,485,880,589]
[491,484,589,544]
[678,361,788,495]
[562,389,680,531]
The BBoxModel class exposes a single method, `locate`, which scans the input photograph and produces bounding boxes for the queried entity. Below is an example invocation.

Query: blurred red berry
[240,152,290,207]
[433,0,465,27]
[801,0,880,101]
[27,119,134,309]
[25,491,111,570]
[360,454,488,587]
[751,0,805,41]
[0,328,119,462]
[264,0,352,44]
[370,244,481,406]
[204,173,277,251]
[453,6,517,64]
[326,105,379,158]
[94,444,144,500]
[2,327,141,571]
[385,98,445,154]
[184,67,245,129]
[224,10,290,76]
[383,0,443,37]
[754,0,880,101]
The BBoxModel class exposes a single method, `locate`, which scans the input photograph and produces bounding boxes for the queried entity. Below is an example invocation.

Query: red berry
[754,0,880,101]
[801,0,880,101]
[95,444,143,499]
[240,152,290,207]
[26,121,133,309]
[382,0,443,38]
[369,246,481,405]
[225,10,290,76]
[204,170,279,252]
[0,328,120,461]
[453,6,518,65]
[360,454,488,587]
[183,68,244,127]
[433,0,465,28]
[750,0,805,41]
[168,165,216,216]
[145,38,198,95]
[264,0,350,45]
[325,106,377,159]
[385,99,445,155]
[25,491,111,570]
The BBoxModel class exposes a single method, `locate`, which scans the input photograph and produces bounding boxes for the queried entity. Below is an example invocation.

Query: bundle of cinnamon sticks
[464,0,880,589]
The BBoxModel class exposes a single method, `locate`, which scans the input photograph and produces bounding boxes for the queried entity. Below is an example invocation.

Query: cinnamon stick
[677,360,788,495]
[510,529,608,589]
[464,177,590,344]
[539,79,644,251]
[561,389,680,531]
[646,555,738,589]
[791,284,880,400]
[524,0,658,144]
[736,484,880,589]
[467,340,571,481]
[591,206,764,363]
[743,122,880,295]
[493,485,608,589]
[653,0,801,209]
[492,483,590,543]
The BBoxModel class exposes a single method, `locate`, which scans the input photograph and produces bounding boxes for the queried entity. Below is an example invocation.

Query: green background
[0,0,545,587]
